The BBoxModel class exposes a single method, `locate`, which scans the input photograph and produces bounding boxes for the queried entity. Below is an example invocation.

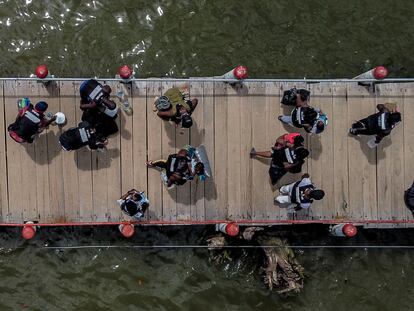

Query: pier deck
[0,80,413,228]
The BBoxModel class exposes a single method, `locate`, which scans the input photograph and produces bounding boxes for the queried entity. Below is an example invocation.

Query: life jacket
[376,112,391,131]
[271,147,298,168]
[290,181,314,204]
[9,107,43,142]
[121,192,149,218]
[291,106,316,127]
[80,79,106,103]
[166,154,191,178]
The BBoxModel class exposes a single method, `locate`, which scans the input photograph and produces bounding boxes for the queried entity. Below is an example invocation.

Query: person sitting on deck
[274,173,325,212]
[281,88,310,107]
[154,87,198,128]
[117,189,149,220]
[349,103,401,147]
[250,144,309,186]
[8,99,56,144]
[79,79,119,137]
[59,121,108,151]
[278,106,327,134]
[147,148,205,188]
[274,133,304,150]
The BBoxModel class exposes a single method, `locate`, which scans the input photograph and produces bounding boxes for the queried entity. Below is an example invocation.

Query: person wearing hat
[7,100,56,143]
[349,103,401,146]
[274,173,325,211]
[278,105,326,134]
[59,121,108,151]
[250,143,309,186]
[79,79,119,137]
[117,189,149,220]
[155,87,198,128]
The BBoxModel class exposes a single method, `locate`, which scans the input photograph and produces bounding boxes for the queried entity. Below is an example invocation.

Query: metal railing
[0,77,413,83]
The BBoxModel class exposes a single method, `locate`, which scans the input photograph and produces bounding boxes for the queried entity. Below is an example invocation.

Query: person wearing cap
[117,189,149,220]
[275,173,325,211]
[349,103,401,146]
[79,79,119,137]
[7,100,56,143]
[154,87,198,128]
[146,148,205,188]
[59,121,108,151]
[250,144,309,186]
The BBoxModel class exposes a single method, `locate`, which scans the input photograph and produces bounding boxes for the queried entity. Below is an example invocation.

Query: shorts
[269,166,287,185]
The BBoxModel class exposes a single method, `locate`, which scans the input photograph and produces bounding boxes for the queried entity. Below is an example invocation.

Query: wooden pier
[0,80,413,228]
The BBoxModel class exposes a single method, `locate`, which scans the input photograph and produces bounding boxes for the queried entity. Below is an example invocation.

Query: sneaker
[277,115,283,121]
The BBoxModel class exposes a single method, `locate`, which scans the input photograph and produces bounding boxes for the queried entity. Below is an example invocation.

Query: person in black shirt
[59,121,107,151]
[349,103,401,145]
[79,79,119,137]
[250,145,309,185]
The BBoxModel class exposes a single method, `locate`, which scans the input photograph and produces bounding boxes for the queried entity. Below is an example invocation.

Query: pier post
[22,222,36,240]
[116,65,134,83]
[329,223,357,237]
[353,66,388,88]
[216,222,239,236]
[118,223,135,238]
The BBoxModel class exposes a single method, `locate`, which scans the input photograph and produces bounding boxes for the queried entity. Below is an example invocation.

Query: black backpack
[281,88,311,106]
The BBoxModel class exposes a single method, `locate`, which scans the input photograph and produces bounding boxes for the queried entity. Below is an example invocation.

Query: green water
[1,0,414,310]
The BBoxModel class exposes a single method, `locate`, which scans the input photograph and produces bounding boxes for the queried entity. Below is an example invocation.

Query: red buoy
[119,223,135,238]
[233,66,248,79]
[35,64,49,79]
[221,66,248,81]
[342,224,358,237]
[330,223,357,237]
[217,222,239,237]
[118,65,133,80]
[372,66,388,80]
[22,224,36,240]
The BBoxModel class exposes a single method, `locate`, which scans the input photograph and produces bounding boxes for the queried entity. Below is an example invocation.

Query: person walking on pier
[147,148,205,188]
[274,132,304,150]
[8,99,56,143]
[117,189,149,220]
[58,121,108,151]
[79,79,119,137]
[281,87,310,107]
[275,173,325,211]
[349,103,401,147]
[278,106,327,134]
[250,144,309,185]
[154,86,198,128]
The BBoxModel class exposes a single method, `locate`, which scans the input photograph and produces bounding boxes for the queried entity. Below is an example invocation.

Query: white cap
[55,112,66,125]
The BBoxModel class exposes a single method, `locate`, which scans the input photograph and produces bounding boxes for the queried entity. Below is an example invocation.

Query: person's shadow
[75,147,121,171]
[23,130,62,165]
[119,111,132,140]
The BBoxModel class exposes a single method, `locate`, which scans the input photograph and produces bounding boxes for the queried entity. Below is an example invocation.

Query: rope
[4,245,414,250]
[0,77,413,82]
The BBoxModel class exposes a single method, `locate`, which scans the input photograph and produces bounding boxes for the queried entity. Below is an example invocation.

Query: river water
[1,0,414,310]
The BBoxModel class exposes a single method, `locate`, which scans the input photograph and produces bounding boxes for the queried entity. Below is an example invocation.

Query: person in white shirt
[274,174,325,211]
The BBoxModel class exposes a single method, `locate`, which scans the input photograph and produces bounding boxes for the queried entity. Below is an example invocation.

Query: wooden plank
[131,81,148,220]
[376,83,405,224]
[332,83,350,219]
[161,81,178,221]
[0,81,8,222]
[116,81,134,221]
[18,81,40,222]
[403,83,414,222]
[240,82,253,220]
[307,83,334,220]
[214,82,228,220]
[347,83,377,220]
[3,80,22,222]
[174,83,191,221]
[59,81,80,222]
[105,81,122,221]
[35,82,61,222]
[203,82,217,220]
[74,81,94,221]
[146,81,163,220]
[226,83,242,220]
[189,81,205,221]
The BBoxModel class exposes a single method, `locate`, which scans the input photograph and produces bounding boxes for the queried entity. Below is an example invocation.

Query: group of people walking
[5,82,402,218]
[250,87,401,212]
